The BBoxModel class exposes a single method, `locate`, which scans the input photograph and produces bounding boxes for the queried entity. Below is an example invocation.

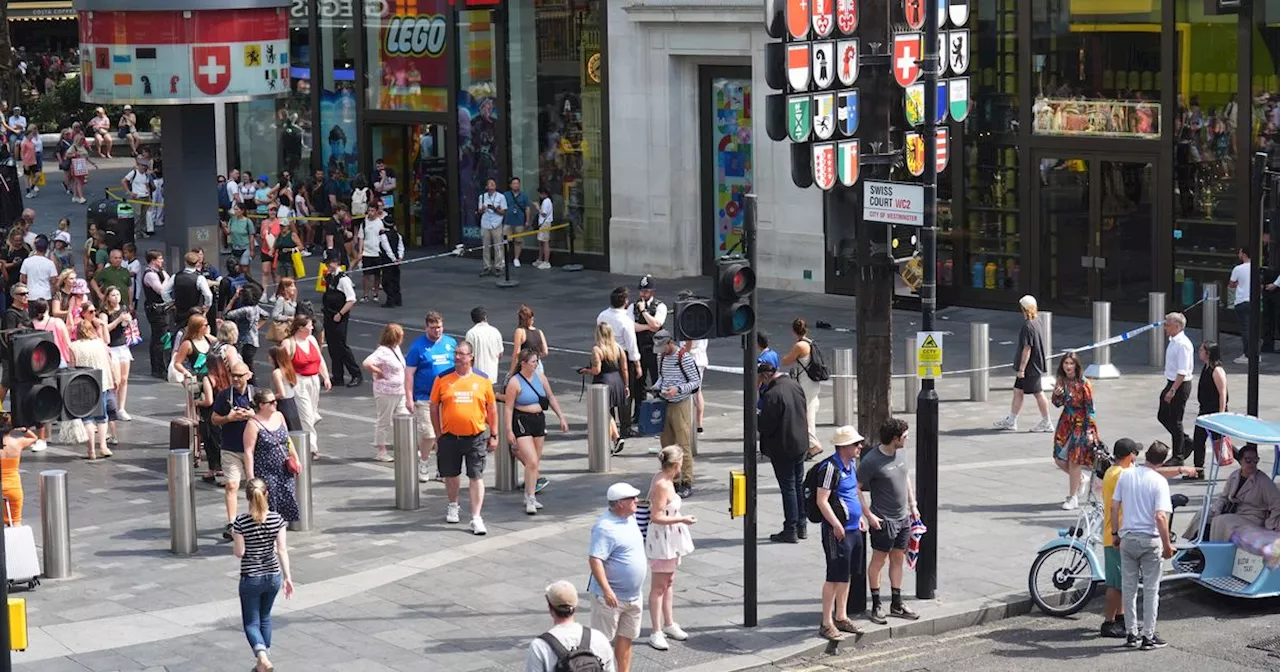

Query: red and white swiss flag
[192,45,232,96]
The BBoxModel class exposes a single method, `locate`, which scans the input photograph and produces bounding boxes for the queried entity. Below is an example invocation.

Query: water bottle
[985,261,997,290]
[972,261,985,289]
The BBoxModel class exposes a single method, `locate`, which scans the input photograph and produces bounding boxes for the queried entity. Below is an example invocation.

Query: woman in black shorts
[503,349,568,516]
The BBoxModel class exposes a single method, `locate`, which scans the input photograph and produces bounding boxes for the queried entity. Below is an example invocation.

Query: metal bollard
[905,337,919,414]
[289,431,313,532]
[1204,282,1220,344]
[1149,292,1167,369]
[970,323,989,401]
[1039,311,1056,392]
[832,348,855,426]
[39,470,71,578]
[494,402,518,492]
[587,384,611,473]
[167,449,197,556]
[393,413,419,510]
[1084,301,1121,379]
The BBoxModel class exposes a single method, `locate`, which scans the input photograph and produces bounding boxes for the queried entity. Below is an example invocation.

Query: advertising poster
[320,86,358,177]
[710,77,753,256]
[457,11,498,249]
[368,0,450,112]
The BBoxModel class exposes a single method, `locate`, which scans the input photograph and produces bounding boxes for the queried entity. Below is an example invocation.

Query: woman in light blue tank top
[503,349,569,515]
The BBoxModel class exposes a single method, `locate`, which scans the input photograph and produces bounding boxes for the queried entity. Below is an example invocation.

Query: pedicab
[1027,412,1280,616]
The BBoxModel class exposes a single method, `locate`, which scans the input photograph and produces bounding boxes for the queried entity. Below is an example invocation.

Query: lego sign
[370,0,450,111]
[383,15,447,57]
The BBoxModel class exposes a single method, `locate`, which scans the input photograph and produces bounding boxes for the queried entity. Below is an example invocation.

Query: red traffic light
[716,261,756,301]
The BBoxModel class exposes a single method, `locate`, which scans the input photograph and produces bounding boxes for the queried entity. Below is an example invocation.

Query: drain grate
[1248,635,1280,654]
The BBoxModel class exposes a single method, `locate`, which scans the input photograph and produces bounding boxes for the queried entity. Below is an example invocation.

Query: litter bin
[86,197,135,250]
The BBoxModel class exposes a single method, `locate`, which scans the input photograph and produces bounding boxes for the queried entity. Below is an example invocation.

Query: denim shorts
[85,389,118,423]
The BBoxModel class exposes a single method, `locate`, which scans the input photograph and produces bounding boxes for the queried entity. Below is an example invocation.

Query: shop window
[707,75,752,259]
[365,0,451,113]
[232,10,311,181]
[1031,0,1161,140]
[319,4,357,177]
[1173,3,1238,310]
[457,8,500,247]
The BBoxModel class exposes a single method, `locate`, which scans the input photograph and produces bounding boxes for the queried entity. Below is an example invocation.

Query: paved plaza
[8,215,1280,670]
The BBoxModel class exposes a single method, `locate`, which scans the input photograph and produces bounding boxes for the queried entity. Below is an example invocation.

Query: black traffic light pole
[915,0,941,601]
[742,194,759,627]
[1250,152,1267,417]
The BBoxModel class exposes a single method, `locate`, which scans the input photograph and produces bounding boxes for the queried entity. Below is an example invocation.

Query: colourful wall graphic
[710,77,753,255]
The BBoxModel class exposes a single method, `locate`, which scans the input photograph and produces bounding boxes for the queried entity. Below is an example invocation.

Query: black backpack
[801,338,830,382]
[538,626,605,672]
[803,456,845,525]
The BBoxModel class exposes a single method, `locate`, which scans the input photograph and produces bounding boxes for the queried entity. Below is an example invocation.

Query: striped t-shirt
[232,511,286,577]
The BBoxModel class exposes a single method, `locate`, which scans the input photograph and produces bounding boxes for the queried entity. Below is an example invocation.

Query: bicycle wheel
[1028,545,1098,617]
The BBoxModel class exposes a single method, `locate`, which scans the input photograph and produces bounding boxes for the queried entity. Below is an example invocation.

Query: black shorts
[1013,371,1042,393]
[439,432,488,480]
[869,516,912,552]
[260,250,274,264]
[821,524,862,583]
[513,410,546,438]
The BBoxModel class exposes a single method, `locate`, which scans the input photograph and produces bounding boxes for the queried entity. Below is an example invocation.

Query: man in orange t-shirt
[431,340,498,535]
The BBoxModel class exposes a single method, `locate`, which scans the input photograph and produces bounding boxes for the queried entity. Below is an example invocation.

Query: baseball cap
[323,248,341,264]
[54,230,71,245]
[544,581,579,610]
[257,174,269,183]
[832,425,865,447]
[606,482,641,502]
[123,104,132,110]
[652,329,673,345]
[638,275,655,290]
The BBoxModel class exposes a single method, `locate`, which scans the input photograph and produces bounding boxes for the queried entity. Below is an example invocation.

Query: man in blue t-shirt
[814,425,867,642]
[404,311,457,483]
[212,361,255,540]
[503,177,531,267]
[587,483,647,669]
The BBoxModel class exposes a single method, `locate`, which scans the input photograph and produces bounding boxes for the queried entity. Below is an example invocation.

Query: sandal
[100,447,114,458]
[818,624,846,641]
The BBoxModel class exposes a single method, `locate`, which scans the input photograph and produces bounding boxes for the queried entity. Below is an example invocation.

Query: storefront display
[1032,98,1160,139]
[366,0,450,112]
[709,76,752,257]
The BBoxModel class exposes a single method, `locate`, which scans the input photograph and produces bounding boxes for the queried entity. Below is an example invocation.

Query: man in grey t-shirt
[994,294,1053,433]
[858,417,920,625]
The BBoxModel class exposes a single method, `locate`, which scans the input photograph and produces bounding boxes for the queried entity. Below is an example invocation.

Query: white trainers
[374,451,393,462]
[648,631,670,651]
[993,415,1017,431]
[1061,495,1078,511]
[532,496,544,510]
[116,409,133,421]
[418,462,430,483]
[30,440,47,453]
[513,259,521,268]
[1030,418,1055,433]
[445,503,460,524]
[1234,355,1249,364]
[525,497,537,515]
[663,623,689,641]
[470,516,488,535]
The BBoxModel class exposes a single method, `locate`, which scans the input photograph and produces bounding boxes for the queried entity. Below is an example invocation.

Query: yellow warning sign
[917,331,943,379]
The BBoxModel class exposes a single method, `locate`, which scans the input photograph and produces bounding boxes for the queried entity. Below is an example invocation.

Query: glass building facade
[226,0,609,263]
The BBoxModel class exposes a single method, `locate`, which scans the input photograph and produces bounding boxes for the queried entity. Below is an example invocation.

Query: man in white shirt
[1110,441,1176,650]
[1228,247,1252,364]
[358,200,385,302]
[18,236,57,300]
[1159,312,1194,464]
[477,178,507,276]
[525,580,616,672]
[120,159,152,239]
[464,306,505,384]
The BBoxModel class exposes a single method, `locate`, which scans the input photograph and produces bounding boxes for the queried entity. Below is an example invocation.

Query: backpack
[800,338,830,382]
[538,626,605,672]
[803,456,845,525]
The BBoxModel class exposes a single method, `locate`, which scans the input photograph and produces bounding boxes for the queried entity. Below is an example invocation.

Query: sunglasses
[259,398,277,405]
[13,291,28,297]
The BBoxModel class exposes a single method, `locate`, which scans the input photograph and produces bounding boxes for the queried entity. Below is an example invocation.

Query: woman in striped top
[232,478,294,672]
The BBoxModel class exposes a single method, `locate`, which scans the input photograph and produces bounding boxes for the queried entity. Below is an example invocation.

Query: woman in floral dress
[243,388,299,523]
[1051,352,1098,512]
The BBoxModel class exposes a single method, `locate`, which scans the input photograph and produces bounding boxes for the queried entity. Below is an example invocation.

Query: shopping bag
[71,157,88,178]
[124,316,143,347]
[637,399,666,436]
[314,264,345,292]
[290,250,305,279]
[34,173,45,187]
[1215,434,1236,467]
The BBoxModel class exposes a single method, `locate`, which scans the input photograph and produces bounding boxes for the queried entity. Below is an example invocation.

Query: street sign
[863,180,924,226]
[917,331,943,379]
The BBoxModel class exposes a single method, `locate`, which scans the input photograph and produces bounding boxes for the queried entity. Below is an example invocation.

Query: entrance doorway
[1037,154,1157,318]
[368,124,451,248]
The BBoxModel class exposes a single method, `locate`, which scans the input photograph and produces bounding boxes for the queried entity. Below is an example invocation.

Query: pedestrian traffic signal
[9,331,63,427]
[715,259,756,336]
[673,296,716,342]
[56,367,104,420]
[889,225,920,262]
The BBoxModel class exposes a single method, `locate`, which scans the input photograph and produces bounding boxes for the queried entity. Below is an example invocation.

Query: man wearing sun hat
[526,580,616,672]
[813,425,867,641]
[587,483,646,672]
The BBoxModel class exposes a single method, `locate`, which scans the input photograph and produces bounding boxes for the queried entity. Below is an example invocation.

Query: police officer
[163,250,212,333]
[322,248,362,387]
[140,249,171,378]
[379,220,405,308]
[630,274,668,433]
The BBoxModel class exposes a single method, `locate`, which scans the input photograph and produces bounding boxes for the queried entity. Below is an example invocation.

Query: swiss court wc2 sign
[78,8,290,105]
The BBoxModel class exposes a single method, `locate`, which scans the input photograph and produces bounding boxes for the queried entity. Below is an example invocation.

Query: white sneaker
[30,440,47,453]
[525,497,537,515]
[470,516,488,535]
[374,451,393,462]
[993,415,1017,431]
[1061,495,1078,511]
[418,462,430,483]
[648,631,669,651]
[532,495,544,510]
[513,259,521,268]
[30,187,37,195]
[648,443,661,455]
[1030,418,1055,433]
[663,623,689,641]
[300,249,313,257]
[1234,355,1249,364]
[445,503,460,524]
[116,409,133,421]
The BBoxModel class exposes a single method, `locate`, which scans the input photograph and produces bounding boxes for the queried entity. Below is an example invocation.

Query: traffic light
[673,296,716,341]
[9,331,62,428]
[889,225,920,262]
[715,259,756,336]
[56,367,104,420]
